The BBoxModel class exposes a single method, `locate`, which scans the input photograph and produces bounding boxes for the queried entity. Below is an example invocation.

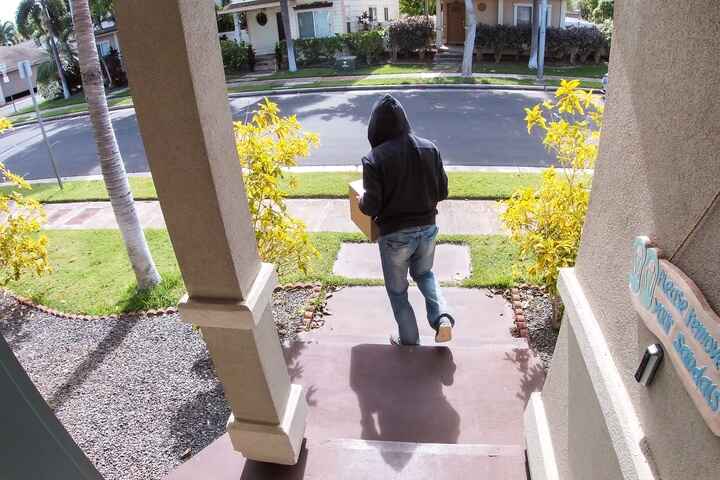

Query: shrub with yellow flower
[502,80,602,319]
[0,118,51,285]
[234,99,319,277]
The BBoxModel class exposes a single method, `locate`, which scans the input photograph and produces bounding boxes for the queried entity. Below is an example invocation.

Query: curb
[12,103,135,128]
[2,282,325,323]
[228,83,561,99]
[11,83,560,127]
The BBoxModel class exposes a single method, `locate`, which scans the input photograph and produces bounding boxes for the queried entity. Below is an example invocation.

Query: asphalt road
[0,89,555,181]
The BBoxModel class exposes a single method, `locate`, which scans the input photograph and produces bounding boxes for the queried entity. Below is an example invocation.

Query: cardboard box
[349,180,380,242]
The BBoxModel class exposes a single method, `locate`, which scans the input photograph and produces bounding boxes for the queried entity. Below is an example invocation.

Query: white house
[220,0,400,55]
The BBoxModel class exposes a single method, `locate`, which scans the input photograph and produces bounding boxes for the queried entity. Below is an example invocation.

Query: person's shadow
[349,344,460,472]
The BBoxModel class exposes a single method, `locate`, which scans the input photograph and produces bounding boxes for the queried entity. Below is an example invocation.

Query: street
[0,89,555,181]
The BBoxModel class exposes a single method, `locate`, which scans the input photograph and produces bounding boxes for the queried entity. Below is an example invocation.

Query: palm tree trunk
[280,0,297,72]
[528,0,540,69]
[461,0,476,76]
[70,0,161,290]
[44,23,71,99]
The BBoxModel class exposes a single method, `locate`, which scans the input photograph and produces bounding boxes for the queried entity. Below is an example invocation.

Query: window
[98,40,111,57]
[384,7,389,21]
[513,4,552,27]
[368,7,377,22]
[346,21,352,33]
[297,10,332,39]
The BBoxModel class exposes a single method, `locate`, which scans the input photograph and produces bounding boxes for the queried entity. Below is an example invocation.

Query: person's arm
[437,149,449,202]
[359,157,383,217]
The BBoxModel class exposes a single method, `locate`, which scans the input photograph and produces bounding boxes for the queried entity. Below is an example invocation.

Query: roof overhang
[221,0,282,13]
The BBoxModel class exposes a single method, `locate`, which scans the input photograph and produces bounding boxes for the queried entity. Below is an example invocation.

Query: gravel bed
[508,285,560,370]
[0,288,314,480]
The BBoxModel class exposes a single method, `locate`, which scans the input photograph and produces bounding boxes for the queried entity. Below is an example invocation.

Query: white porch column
[115,0,307,465]
[233,13,242,43]
[436,2,444,48]
[497,0,504,25]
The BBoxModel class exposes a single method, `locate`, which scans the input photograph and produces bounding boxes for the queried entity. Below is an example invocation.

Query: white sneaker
[435,321,453,343]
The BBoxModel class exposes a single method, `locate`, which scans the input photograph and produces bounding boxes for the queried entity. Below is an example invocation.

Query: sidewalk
[41,199,507,235]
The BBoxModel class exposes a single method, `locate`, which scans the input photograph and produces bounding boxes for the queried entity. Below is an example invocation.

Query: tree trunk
[461,0,476,77]
[528,0,539,69]
[70,0,161,290]
[280,0,297,72]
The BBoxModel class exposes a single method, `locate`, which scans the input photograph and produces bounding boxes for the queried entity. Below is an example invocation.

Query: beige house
[0,41,48,106]
[439,0,566,44]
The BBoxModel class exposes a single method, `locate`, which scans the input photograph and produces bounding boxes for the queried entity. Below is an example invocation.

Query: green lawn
[3,172,541,202]
[474,62,608,78]
[229,75,603,94]
[6,230,523,315]
[263,63,435,80]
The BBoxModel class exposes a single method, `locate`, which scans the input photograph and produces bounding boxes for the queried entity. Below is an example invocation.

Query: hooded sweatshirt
[359,94,449,237]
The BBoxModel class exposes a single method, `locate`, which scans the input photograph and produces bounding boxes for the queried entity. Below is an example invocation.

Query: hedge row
[220,40,256,72]
[280,30,386,66]
[475,24,609,64]
[387,16,434,53]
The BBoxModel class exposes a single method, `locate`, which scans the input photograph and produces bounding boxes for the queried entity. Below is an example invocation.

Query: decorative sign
[630,236,720,436]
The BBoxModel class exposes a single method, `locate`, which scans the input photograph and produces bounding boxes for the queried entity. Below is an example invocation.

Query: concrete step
[167,435,527,479]
[309,287,517,345]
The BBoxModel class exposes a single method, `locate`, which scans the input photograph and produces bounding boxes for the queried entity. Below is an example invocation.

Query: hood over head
[367,94,412,148]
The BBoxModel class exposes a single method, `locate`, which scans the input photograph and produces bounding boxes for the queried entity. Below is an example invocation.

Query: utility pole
[38,0,70,99]
[537,0,548,82]
[19,60,63,189]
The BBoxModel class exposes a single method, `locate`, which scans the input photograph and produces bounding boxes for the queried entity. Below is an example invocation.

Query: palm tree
[0,21,19,45]
[16,0,71,98]
[461,0,476,76]
[279,0,297,72]
[69,0,161,290]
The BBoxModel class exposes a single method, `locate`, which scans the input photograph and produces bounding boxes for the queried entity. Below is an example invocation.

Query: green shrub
[387,16,434,54]
[220,39,251,72]
[294,36,344,66]
[475,24,608,64]
[343,30,386,64]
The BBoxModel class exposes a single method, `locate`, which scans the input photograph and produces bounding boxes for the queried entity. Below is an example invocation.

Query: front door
[447,2,465,44]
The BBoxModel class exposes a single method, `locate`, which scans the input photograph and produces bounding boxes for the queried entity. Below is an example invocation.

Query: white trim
[513,3,553,27]
[524,393,560,480]
[497,0,504,24]
[560,0,566,27]
[558,268,658,480]
[513,3,533,26]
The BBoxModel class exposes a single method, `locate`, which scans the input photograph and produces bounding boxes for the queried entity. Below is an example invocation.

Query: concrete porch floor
[166,287,543,479]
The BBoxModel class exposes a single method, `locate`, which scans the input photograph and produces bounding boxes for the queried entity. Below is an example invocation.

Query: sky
[0,0,21,26]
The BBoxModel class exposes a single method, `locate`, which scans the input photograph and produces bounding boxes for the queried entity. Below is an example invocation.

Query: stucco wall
[0,65,40,100]
[541,313,570,478]
[572,1,720,478]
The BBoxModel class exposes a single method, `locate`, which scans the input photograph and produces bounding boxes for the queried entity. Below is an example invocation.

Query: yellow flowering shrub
[502,80,603,293]
[234,99,320,276]
[0,119,50,285]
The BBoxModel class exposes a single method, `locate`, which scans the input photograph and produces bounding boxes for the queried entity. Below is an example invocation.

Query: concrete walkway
[41,199,508,235]
[168,286,543,479]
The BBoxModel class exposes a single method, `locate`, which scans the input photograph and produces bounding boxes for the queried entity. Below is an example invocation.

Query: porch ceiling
[221,0,281,13]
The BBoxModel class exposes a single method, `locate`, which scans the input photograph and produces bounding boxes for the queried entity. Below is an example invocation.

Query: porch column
[436,2,444,48]
[233,13,242,43]
[115,0,307,465]
[497,0,504,25]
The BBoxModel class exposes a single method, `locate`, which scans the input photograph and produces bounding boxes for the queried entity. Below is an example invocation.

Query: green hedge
[475,24,609,64]
[387,16,434,53]
[220,40,256,72]
[283,30,388,67]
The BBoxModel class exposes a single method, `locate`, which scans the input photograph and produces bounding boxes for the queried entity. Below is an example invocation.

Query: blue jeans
[378,224,454,345]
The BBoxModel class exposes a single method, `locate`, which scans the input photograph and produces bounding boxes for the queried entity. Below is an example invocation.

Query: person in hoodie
[358,94,454,346]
